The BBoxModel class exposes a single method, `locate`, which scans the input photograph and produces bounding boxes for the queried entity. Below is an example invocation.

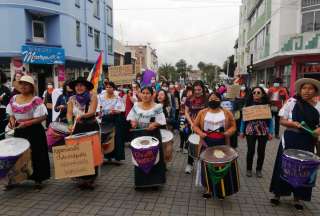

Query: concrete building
[237,0,320,95]
[125,44,159,72]
[114,39,136,67]
[0,0,114,96]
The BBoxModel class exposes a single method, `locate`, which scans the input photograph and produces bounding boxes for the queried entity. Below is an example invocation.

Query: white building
[237,0,320,95]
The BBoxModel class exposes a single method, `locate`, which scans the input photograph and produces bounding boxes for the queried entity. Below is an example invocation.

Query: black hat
[69,77,94,91]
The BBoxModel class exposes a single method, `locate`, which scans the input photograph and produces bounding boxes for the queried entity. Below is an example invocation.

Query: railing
[280,31,320,53]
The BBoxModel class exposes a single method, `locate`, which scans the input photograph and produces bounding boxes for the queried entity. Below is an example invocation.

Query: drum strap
[207,163,231,185]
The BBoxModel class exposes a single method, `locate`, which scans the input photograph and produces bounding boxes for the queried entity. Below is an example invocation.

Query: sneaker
[256,171,263,178]
[183,149,188,154]
[246,170,252,177]
[270,198,280,206]
[294,203,303,211]
[185,164,193,174]
[275,135,280,139]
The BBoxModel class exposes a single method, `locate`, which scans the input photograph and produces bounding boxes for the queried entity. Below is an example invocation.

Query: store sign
[301,64,320,73]
[21,45,65,64]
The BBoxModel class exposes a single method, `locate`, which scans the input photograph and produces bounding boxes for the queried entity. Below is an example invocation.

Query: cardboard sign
[226,85,241,99]
[242,105,272,121]
[52,142,95,179]
[108,65,135,85]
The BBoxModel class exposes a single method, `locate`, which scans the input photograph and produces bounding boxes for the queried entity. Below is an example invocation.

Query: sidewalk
[0,135,319,216]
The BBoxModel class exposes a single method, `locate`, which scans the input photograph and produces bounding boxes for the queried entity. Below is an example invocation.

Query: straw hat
[19,75,35,86]
[295,78,320,95]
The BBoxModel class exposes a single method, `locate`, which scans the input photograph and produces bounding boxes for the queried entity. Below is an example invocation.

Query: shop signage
[301,64,320,73]
[21,45,65,64]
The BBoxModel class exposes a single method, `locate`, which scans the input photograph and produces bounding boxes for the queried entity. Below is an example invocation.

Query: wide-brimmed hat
[69,77,94,91]
[295,78,320,95]
[19,75,35,86]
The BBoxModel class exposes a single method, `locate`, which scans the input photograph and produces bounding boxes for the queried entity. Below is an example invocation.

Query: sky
[114,0,241,68]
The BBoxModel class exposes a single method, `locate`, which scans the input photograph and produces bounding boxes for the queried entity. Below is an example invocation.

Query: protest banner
[108,64,134,85]
[242,105,272,121]
[226,85,241,99]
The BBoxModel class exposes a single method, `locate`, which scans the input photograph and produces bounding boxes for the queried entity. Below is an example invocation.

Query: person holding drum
[98,81,126,164]
[270,78,320,211]
[127,86,166,189]
[240,86,273,178]
[185,80,208,174]
[193,92,237,199]
[6,75,50,190]
[67,77,99,190]
[156,89,175,129]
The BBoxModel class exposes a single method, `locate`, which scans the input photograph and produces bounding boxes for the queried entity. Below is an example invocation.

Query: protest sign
[242,105,272,121]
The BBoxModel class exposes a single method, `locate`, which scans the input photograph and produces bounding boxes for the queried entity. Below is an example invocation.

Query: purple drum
[281,149,320,188]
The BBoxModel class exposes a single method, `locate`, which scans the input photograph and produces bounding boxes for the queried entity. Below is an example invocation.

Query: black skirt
[14,124,51,182]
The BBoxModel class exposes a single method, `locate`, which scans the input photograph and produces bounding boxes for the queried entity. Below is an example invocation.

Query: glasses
[253,91,262,95]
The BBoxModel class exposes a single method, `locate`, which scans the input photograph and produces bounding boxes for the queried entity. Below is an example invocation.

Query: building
[237,0,320,95]
[125,44,159,73]
[114,39,137,67]
[0,0,114,96]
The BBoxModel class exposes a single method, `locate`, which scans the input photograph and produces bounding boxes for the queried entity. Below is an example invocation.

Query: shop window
[32,20,46,43]
[76,21,81,46]
[107,36,113,54]
[302,12,315,32]
[94,30,100,51]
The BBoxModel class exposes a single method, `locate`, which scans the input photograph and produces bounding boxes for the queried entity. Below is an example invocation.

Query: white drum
[160,129,174,162]
[188,134,201,159]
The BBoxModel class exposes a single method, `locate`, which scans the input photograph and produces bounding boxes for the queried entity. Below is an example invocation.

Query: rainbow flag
[87,52,103,93]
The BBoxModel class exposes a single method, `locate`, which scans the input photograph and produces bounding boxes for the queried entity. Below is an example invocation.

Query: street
[0,135,319,216]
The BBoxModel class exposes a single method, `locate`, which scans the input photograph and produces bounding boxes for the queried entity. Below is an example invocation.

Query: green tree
[158,63,177,81]
[175,59,187,81]
[197,62,220,86]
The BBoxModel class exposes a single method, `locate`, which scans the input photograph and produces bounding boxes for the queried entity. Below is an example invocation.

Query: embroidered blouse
[98,93,125,115]
[6,95,48,121]
[127,103,166,129]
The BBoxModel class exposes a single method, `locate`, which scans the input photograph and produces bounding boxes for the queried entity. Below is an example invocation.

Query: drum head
[0,138,30,157]
[50,122,70,134]
[188,134,200,145]
[200,146,238,164]
[160,129,173,143]
[66,131,99,139]
[284,149,320,162]
[131,136,159,149]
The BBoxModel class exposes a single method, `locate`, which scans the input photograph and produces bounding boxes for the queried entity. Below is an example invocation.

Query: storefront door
[30,64,53,97]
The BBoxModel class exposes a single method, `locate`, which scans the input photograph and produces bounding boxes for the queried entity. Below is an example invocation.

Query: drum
[65,131,103,167]
[0,138,31,180]
[281,149,320,188]
[46,122,70,151]
[100,124,115,154]
[160,129,174,162]
[200,145,240,198]
[130,136,160,174]
[188,134,200,159]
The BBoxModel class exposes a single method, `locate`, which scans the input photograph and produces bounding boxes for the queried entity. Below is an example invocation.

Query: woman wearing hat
[6,75,50,190]
[270,78,320,211]
[66,77,99,190]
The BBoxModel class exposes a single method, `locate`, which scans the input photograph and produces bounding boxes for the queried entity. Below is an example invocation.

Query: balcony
[280,31,320,53]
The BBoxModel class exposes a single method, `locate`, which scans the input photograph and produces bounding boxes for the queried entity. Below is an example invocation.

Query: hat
[295,78,320,95]
[69,77,94,91]
[19,75,35,86]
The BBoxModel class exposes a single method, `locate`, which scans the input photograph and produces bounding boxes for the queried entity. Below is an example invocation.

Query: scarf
[75,91,91,106]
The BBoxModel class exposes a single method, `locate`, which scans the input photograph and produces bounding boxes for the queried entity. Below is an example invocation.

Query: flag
[87,52,103,93]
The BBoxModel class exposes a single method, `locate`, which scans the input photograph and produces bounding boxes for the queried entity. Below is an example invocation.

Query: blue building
[0,0,114,96]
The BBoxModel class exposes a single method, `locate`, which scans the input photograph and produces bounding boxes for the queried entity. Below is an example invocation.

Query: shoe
[246,170,252,177]
[34,182,43,191]
[202,193,212,199]
[3,185,15,191]
[270,198,280,206]
[294,203,303,211]
[275,135,280,139]
[183,149,188,154]
[185,164,193,174]
[256,171,263,178]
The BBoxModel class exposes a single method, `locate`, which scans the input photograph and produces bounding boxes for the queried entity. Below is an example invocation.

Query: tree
[197,61,220,86]
[158,63,177,81]
[175,59,187,81]
[222,55,237,78]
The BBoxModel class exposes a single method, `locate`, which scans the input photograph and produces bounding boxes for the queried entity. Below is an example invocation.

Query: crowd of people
[1,69,320,211]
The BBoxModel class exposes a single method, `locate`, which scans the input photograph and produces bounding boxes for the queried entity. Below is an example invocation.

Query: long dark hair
[156,89,170,107]
[245,86,270,106]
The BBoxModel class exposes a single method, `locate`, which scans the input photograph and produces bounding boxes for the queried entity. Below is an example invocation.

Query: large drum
[46,122,70,151]
[281,149,320,188]
[0,138,32,183]
[65,131,103,167]
[100,124,115,154]
[188,134,200,159]
[130,136,160,174]
[200,145,240,198]
[160,129,174,162]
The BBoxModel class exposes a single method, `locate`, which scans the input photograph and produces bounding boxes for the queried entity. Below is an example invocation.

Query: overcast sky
[114,0,241,68]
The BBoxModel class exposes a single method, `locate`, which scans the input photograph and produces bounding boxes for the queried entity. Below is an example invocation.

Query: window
[93,0,100,18]
[32,20,46,43]
[76,21,81,46]
[302,0,320,7]
[88,26,93,37]
[315,11,320,30]
[107,36,113,54]
[94,30,100,50]
[75,0,80,7]
[107,6,113,26]
[302,12,315,32]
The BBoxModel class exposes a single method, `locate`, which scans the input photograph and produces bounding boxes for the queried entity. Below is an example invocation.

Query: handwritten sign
[108,65,134,85]
[226,85,241,99]
[242,105,272,121]
[52,143,94,179]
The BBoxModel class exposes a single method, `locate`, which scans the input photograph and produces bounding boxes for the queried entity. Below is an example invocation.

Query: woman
[270,78,320,211]
[185,80,208,174]
[240,87,273,178]
[6,75,50,190]
[125,81,140,117]
[127,87,166,189]
[98,81,126,164]
[193,92,237,199]
[0,70,11,140]
[156,89,174,129]
[67,77,99,190]
[54,81,73,123]
[10,71,23,98]
[43,83,54,128]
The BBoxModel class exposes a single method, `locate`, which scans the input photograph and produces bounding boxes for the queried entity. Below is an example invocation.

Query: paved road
[0,134,319,216]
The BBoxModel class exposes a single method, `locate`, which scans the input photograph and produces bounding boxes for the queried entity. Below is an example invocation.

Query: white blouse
[6,96,48,121]
[127,103,166,128]
[203,111,225,132]
[98,93,125,115]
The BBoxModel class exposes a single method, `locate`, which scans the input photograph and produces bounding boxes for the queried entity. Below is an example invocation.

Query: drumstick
[130,128,147,132]
[0,127,16,137]
[300,121,316,136]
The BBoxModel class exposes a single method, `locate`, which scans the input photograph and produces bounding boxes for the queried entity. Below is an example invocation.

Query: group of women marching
[1,67,320,211]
